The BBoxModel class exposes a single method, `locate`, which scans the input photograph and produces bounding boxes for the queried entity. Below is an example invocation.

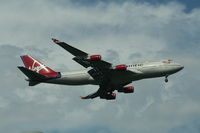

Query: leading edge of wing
[52,38,112,69]
[80,90,100,99]
[52,38,88,57]
[80,86,106,99]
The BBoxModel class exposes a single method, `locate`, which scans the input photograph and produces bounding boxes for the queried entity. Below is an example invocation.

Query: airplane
[18,38,184,100]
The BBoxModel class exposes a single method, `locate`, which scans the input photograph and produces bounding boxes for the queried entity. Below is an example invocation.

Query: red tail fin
[20,55,58,77]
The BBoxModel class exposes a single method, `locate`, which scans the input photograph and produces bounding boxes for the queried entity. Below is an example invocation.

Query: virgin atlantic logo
[28,60,46,73]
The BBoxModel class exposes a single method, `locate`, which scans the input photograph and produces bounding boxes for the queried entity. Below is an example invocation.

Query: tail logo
[29,60,48,73]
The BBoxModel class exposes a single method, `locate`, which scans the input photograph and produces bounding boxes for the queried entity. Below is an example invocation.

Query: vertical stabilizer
[20,55,59,77]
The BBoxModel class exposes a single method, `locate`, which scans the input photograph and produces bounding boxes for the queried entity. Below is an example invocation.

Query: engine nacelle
[115,64,127,70]
[101,93,116,100]
[105,93,116,100]
[118,86,134,93]
[88,55,101,61]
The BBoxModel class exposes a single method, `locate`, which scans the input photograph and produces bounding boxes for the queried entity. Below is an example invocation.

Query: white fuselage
[46,60,183,86]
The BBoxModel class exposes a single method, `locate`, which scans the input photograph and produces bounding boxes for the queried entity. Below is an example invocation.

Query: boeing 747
[18,39,184,100]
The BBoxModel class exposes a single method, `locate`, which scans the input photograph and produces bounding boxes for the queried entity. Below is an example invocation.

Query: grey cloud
[168,119,200,133]
[104,49,120,64]
[0,45,25,88]
[128,52,142,62]
[22,131,43,133]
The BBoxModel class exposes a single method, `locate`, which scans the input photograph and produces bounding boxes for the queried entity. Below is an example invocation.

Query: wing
[52,38,88,57]
[52,38,112,81]
[80,89,102,99]
[80,85,113,100]
[52,38,112,68]
[52,38,142,80]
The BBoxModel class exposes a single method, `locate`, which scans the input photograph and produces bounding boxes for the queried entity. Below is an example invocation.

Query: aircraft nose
[178,64,184,71]
[180,65,184,69]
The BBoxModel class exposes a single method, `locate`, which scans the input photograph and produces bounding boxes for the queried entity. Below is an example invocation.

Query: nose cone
[178,65,184,70]
[175,64,184,72]
[163,63,184,75]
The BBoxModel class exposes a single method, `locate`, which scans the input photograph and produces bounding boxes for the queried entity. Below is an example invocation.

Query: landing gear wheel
[165,75,168,83]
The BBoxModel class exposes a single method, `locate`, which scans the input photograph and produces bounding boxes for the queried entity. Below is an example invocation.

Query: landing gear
[165,75,168,83]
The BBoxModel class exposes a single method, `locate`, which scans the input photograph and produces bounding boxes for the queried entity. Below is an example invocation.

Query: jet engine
[101,93,116,100]
[105,93,116,100]
[87,55,101,61]
[118,86,134,93]
[115,64,127,70]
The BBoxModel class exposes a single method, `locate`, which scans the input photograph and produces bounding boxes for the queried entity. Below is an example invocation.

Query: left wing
[52,38,112,69]
[52,38,113,83]
[52,38,142,80]
[52,39,88,57]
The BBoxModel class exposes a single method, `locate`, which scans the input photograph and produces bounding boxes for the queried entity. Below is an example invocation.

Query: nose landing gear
[165,75,168,83]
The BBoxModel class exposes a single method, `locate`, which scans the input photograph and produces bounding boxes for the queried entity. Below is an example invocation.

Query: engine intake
[88,55,101,61]
[118,86,134,93]
[115,64,127,70]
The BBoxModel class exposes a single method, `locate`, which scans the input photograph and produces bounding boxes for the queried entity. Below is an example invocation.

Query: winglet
[52,38,88,57]
[80,96,86,99]
[52,38,60,43]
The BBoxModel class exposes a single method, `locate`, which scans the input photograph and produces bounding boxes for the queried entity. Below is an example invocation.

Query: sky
[0,0,200,133]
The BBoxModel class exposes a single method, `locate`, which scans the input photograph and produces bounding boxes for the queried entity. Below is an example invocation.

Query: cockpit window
[162,59,172,64]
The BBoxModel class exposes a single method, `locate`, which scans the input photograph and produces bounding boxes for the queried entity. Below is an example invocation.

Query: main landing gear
[165,75,168,83]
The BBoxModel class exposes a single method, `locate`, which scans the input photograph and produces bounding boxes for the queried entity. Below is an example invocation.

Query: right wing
[80,85,115,100]
[80,89,102,99]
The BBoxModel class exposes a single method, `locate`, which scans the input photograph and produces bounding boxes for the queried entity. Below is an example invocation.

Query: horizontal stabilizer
[18,66,46,81]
